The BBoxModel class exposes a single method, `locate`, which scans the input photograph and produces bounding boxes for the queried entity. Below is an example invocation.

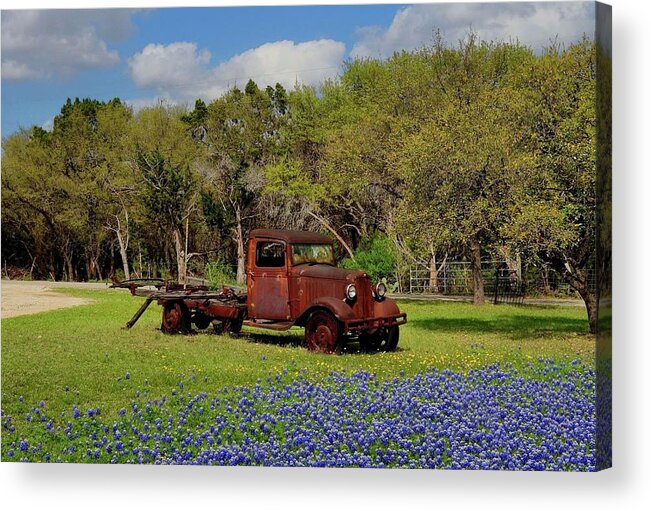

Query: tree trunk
[173,227,187,286]
[574,282,598,334]
[65,254,75,282]
[565,266,598,334]
[498,245,522,278]
[62,240,75,282]
[115,230,131,281]
[428,250,448,293]
[429,253,439,293]
[85,255,92,282]
[470,238,485,305]
[234,205,246,284]
[542,265,551,295]
[109,243,115,277]
[92,256,102,281]
[138,246,143,279]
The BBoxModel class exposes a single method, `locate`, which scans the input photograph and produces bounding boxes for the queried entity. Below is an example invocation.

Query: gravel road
[1,280,109,318]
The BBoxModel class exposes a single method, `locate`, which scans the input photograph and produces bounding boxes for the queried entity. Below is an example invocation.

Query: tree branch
[306,210,355,260]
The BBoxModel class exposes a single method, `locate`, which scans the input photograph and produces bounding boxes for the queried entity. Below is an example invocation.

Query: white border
[1,1,650,509]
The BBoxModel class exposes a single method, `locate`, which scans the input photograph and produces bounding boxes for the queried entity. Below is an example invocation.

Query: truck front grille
[354,275,373,318]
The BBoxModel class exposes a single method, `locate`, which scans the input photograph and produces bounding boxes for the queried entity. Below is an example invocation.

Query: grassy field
[1,287,594,421]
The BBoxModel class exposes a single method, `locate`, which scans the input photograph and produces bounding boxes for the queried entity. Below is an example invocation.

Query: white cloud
[128,42,211,91]
[127,39,346,102]
[1,59,42,80]
[351,2,595,58]
[1,9,137,81]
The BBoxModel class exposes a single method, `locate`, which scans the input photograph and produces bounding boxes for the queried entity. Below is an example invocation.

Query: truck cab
[245,229,406,353]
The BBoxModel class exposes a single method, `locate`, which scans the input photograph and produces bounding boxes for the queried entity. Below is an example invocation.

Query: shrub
[204,260,236,289]
[342,235,398,286]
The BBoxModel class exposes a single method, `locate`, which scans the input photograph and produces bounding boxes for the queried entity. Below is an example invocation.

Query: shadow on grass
[239,331,408,355]
[241,332,303,348]
[409,313,589,338]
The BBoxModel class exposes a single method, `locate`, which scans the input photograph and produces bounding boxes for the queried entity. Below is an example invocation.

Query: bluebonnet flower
[3,361,602,470]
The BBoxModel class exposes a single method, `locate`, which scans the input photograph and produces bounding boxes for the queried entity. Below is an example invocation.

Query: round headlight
[346,283,357,300]
[375,281,387,299]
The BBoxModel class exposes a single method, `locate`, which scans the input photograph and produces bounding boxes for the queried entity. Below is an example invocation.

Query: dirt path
[1,280,109,319]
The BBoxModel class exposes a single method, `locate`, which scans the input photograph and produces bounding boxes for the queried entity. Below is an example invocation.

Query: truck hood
[290,264,366,282]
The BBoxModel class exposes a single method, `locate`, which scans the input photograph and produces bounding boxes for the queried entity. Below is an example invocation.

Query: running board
[243,320,294,331]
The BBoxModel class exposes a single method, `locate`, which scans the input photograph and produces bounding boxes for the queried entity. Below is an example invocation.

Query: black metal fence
[492,274,526,305]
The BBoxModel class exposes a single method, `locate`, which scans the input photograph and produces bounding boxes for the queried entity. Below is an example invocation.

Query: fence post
[493,271,499,305]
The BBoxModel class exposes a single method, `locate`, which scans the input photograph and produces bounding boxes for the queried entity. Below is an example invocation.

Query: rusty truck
[114,229,407,353]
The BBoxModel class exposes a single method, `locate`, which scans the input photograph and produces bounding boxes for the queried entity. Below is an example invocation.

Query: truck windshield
[291,244,335,266]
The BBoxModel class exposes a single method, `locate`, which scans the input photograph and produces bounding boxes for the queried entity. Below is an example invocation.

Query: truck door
[247,238,291,321]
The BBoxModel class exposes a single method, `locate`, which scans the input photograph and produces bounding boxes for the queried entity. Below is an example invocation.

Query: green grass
[1,288,594,420]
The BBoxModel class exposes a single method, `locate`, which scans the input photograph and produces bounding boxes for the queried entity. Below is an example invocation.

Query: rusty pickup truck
[114,229,406,354]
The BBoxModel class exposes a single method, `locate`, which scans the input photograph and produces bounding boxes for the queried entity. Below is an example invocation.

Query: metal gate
[492,272,525,305]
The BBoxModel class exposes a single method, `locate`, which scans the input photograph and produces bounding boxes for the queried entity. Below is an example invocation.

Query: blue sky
[1,2,595,136]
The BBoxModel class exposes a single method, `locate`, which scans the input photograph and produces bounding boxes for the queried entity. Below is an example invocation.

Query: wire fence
[409,261,502,295]
[408,261,597,298]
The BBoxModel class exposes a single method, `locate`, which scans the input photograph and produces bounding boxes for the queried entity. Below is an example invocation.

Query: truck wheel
[222,317,243,334]
[383,325,400,352]
[161,302,191,334]
[192,313,211,330]
[305,311,342,354]
[359,331,380,352]
[361,326,399,352]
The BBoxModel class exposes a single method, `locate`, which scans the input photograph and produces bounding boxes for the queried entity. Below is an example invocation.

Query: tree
[1,97,134,281]
[507,40,600,332]
[137,149,195,284]
[94,99,136,280]
[198,83,286,283]
[390,36,535,304]
[131,102,200,282]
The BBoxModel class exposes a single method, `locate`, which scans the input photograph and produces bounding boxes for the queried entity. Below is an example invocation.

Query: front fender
[300,296,356,324]
[373,297,401,318]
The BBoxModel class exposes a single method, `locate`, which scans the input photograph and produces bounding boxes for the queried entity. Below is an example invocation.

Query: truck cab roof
[249,229,333,245]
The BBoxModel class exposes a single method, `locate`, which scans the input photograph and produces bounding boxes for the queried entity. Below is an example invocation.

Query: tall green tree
[131,102,200,282]
[2,97,134,281]
[93,99,136,279]
[506,40,600,331]
[198,82,286,282]
[391,37,536,304]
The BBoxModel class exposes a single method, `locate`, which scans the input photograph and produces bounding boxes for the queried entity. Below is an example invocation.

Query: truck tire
[212,317,244,335]
[384,325,400,352]
[359,331,377,352]
[161,301,191,334]
[223,316,243,334]
[192,313,211,330]
[361,326,399,352]
[304,310,343,354]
